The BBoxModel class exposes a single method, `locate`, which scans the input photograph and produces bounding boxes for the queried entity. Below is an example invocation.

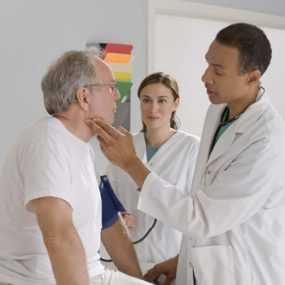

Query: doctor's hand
[85,115,105,136]
[86,118,137,170]
[87,118,151,189]
[143,256,178,285]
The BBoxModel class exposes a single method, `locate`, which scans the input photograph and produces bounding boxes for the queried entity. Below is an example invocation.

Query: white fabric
[138,94,285,285]
[107,131,199,273]
[0,269,152,285]
[89,269,151,285]
[0,117,104,285]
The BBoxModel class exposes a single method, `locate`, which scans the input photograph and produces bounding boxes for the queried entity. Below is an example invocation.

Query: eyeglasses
[84,82,118,94]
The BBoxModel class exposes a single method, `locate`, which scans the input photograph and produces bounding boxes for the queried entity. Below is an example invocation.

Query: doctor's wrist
[124,156,150,189]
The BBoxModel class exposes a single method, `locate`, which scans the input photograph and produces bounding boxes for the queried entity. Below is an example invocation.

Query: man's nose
[113,88,120,101]
[201,66,212,84]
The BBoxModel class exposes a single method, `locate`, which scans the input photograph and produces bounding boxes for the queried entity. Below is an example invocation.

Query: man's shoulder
[15,117,68,156]
[19,116,59,139]
[247,99,285,138]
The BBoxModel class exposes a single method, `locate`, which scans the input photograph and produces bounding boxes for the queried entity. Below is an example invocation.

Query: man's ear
[247,69,261,85]
[76,87,89,111]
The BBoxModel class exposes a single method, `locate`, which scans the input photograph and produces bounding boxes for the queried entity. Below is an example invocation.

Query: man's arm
[101,218,143,278]
[29,197,89,285]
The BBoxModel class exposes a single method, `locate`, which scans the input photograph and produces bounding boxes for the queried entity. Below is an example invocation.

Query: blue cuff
[99,175,126,230]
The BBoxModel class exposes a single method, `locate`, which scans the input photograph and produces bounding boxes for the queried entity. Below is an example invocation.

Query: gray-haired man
[0,50,151,285]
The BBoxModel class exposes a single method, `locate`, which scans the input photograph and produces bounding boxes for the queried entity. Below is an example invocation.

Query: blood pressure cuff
[99,175,126,230]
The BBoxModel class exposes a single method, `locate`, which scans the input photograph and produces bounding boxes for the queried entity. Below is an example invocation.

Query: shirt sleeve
[185,139,200,195]
[138,137,279,240]
[20,135,73,209]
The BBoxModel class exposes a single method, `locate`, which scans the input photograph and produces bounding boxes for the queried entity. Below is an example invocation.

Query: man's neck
[228,88,260,120]
[54,112,92,142]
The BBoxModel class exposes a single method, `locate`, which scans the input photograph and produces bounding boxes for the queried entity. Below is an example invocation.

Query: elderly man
[91,23,285,285]
[0,50,151,285]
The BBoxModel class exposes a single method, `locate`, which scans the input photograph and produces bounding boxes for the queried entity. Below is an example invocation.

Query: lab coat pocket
[190,245,235,285]
[203,167,218,186]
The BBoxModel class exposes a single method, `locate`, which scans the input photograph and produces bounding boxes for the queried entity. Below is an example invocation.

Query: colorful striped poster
[86,42,134,103]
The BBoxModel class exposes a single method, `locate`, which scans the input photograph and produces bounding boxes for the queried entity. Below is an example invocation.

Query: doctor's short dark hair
[216,23,272,75]
[138,72,180,131]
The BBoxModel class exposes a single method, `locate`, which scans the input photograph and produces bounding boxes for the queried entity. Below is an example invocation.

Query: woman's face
[139,83,179,131]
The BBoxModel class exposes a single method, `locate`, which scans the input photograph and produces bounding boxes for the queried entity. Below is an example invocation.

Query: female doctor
[89,23,285,285]
[106,72,199,284]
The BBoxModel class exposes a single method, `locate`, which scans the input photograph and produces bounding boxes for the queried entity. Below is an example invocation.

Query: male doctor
[89,23,285,285]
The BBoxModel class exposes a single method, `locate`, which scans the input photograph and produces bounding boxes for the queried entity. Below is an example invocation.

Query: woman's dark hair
[138,72,180,131]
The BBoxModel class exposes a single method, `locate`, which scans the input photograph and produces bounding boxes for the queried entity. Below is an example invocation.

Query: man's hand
[143,256,178,285]
[121,212,137,230]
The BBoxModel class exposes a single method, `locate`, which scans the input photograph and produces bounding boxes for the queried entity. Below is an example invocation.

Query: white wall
[186,0,285,17]
[148,1,285,137]
[153,16,226,136]
[153,14,285,136]
[0,0,146,170]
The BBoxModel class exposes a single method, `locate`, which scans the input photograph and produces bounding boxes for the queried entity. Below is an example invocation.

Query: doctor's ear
[247,69,261,85]
[76,87,90,111]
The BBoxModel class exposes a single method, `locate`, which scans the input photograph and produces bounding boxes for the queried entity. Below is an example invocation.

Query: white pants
[90,269,151,285]
[0,269,152,285]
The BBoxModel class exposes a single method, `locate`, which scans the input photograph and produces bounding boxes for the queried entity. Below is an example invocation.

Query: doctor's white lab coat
[107,131,199,274]
[138,94,285,285]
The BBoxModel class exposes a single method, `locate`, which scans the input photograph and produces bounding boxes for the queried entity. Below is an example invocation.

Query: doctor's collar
[222,86,265,125]
[220,107,239,126]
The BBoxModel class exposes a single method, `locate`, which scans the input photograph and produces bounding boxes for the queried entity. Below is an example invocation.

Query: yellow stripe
[114,72,132,81]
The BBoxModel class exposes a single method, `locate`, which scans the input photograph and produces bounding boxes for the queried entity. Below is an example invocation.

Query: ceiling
[183,0,285,17]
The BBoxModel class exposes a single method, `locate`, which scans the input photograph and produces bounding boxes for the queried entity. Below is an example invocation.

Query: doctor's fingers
[144,267,162,282]
[95,119,123,139]
[162,277,173,285]
[85,118,101,136]
[98,140,120,165]
[96,126,117,147]
[117,126,134,144]
[117,126,131,136]
[85,118,115,143]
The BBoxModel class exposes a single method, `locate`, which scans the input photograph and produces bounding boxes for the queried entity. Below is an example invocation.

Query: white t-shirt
[0,117,104,285]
